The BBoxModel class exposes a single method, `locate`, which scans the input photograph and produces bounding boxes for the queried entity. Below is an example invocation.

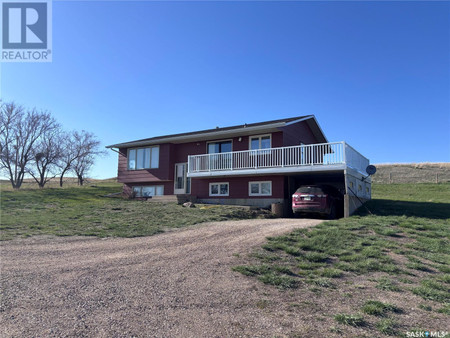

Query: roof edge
[106,115,316,149]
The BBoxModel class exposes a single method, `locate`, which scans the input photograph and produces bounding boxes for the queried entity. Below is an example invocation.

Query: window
[249,181,272,196]
[207,141,232,170]
[128,146,159,170]
[132,185,164,197]
[250,135,271,150]
[209,182,229,196]
[186,177,191,194]
[207,140,232,154]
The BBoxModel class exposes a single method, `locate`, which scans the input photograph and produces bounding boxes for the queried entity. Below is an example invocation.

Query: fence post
[389,172,392,184]
[436,173,439,184]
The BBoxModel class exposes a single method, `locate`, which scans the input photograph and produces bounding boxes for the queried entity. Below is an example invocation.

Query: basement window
[249,181,272,196]
[133,185,164,197]
[209,182,229,196]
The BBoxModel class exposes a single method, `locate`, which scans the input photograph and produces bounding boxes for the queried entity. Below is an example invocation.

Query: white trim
[188,164,347,178]
[309,116,329,143]
[209,182,229,196]
[284,115,328,143]
[174,163,187,194]
[132,185,164,197]
[284,116,313,126]
[249,181,272,196]
[127,145,160,170]
[249,134,272,150]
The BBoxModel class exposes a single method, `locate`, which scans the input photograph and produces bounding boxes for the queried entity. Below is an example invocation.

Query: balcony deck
[187,142,369,178]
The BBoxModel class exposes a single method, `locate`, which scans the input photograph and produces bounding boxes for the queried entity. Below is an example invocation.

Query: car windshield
[295,186,324,195]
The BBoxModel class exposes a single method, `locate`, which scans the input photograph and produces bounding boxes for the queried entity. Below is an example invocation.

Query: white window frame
[249,134,272,150]
[127,146,160,170]
[209,182,229,196]
[249,181,272,196]
[132,185,164,197]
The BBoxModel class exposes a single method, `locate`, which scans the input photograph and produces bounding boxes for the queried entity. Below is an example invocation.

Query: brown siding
[173,141,206,163]
[281,120,320,146]
[191,175,285,199]
[117,144,173,184]
[116,124,318,196]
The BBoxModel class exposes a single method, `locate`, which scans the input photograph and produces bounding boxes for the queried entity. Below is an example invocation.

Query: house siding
[118,132,284,182]
[116,125,312,201]
[281,120,319,146]
[191,175,285,199]
[117,144,174,184]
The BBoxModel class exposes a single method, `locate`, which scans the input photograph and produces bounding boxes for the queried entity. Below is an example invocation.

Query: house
[106,115,372,216]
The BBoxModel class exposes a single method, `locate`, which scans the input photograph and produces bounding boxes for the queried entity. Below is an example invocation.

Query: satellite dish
[366,165,377,176]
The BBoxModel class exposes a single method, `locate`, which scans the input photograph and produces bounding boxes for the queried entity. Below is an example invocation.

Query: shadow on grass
[358,199,450,220]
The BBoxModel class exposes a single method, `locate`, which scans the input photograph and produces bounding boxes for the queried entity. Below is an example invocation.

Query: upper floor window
[128,146,159,170]
[250,135,271,150]
[207,140,232,154]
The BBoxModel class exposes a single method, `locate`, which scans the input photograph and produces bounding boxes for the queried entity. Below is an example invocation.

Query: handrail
[188,141,369,175]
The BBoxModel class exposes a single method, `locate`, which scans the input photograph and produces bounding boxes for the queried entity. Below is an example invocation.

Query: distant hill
[372,163,450,184]
[0,177,118,189]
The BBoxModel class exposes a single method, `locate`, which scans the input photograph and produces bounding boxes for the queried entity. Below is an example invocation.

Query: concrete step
[147,195,178,203]
[146,195,197,204]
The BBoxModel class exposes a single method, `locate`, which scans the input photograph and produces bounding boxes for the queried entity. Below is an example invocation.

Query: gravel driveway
[1,218,322,337]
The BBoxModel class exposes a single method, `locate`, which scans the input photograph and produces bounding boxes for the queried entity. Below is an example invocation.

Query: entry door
[174,163,187,194]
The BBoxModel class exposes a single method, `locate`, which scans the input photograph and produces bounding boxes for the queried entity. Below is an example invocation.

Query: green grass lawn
[0,182,271,240]
[233,183,450,336]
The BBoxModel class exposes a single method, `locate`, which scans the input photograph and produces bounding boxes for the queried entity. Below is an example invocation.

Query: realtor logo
[1,0,52,62]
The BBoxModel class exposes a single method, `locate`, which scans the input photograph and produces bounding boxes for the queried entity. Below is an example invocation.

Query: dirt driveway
[1,218,322,337]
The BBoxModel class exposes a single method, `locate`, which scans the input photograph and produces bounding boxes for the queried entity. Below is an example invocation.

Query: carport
[284,167,371,218]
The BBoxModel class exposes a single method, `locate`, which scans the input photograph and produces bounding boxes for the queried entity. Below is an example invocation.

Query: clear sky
[1,0,449,179]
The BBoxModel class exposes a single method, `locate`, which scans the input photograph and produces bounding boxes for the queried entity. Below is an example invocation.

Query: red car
[292,185,343,219]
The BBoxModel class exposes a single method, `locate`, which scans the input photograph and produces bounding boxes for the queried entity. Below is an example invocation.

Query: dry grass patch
[233,183,450,336]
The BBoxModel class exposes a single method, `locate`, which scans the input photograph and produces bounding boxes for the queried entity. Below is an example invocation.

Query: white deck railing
[188,141,369,175]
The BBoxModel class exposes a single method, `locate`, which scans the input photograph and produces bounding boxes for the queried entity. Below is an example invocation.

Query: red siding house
[107,115,372,215]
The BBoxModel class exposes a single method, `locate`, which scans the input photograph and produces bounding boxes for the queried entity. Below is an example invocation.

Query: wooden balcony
[187,142,369,178]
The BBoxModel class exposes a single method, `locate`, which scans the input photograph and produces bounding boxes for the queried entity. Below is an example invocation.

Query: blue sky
[1,0,449,179]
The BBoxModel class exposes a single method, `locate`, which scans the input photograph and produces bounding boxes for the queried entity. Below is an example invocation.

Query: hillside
[371,162,450,184]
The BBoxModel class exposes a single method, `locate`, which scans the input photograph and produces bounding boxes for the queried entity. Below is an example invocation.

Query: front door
[174,163,187,194]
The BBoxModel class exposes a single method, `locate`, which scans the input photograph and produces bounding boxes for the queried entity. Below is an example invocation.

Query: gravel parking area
[1,218,321,337]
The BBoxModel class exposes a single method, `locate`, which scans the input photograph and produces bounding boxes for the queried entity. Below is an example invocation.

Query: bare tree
[58,131,80,187]
[59,130,103,186]
[73,153,94,186]
[28,126,63,188]
[0,102,58,189]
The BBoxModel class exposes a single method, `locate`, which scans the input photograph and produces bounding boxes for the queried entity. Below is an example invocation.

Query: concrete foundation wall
[197,198,284,208]
[344,194,369,217]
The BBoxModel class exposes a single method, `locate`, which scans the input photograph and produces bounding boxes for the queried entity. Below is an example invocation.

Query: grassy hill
[0,182,271,240]
[0,177,118,190]
[372,162,450,184]
[1,177,449,336]
[233,182,450,336]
